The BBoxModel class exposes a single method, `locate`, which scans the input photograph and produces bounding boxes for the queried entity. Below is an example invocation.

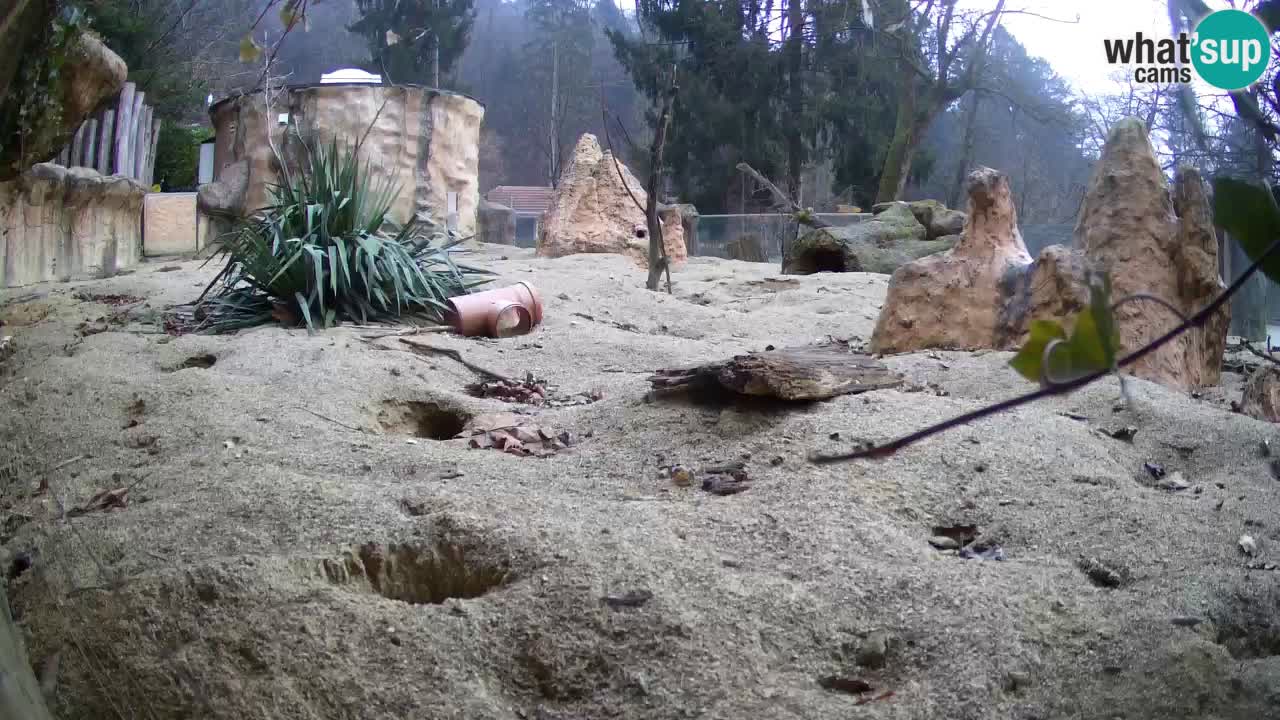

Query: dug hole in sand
[1,245,1279,719]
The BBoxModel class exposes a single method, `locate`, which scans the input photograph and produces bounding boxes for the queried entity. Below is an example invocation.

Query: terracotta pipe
[446,282,544,338]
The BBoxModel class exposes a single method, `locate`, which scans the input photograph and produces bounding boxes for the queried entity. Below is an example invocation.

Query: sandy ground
[1,244,1279,720]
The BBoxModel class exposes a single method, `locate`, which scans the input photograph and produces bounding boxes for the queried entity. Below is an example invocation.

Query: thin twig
[359,325,453,340]
[295,407,365,433]
[1243,340,1280,368]
[811,234,1280,464]
[397,338,514,382]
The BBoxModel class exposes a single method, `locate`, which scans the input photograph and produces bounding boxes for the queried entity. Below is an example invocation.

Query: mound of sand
[0,244,1277,719]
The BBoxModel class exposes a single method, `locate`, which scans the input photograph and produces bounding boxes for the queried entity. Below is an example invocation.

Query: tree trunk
[645,71,677,291]
[549,40,559,187]
[947,91,981,209]
[876,78,920,203]
[784,0,804,204]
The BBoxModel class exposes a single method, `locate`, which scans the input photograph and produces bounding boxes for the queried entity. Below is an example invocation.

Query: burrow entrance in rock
[376,400,469,440]
[790,248,852,274]
[321,538,514,604]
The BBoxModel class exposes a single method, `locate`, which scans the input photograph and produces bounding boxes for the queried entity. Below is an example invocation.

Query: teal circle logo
[1192,9,1271,91]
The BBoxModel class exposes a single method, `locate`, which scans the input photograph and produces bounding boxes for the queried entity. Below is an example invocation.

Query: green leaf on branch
[1009,319,1067,382]
[1009,272,1119,385]
[279,0,299,29]
[239,35,262,63]
[1212,177,1280,285]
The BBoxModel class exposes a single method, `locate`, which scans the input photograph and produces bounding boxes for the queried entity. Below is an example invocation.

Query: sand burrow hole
[376,400,469,440]
[178,353,217,370]
[321,535,515,604]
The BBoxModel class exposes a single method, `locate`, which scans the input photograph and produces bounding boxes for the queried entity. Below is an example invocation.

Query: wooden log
[112,82,135,175]
[145,115,161,187]
[69,122,85,167]
[133,105,151,180]
[125,91,144,180]
[648,343,903,401]
[97,106,115,174]
[84,118,97,172]
[0,584,56,720]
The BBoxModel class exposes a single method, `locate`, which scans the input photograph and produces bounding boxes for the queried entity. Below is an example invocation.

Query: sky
[979,0,1213,94]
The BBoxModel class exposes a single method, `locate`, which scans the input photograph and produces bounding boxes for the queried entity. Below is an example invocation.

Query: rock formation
[477,198,516,245]
[0,163,145,287]
[870,118,1229,391]
[536,134,687,267]
[208,86,484,236]
[0,30,127,181]
[784,203,956,275]
[872,199,966,240]
[870,169,1029,349]
[1241,364,1280,422]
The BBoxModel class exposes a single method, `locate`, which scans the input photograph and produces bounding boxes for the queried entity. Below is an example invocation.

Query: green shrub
[152,121,210,191]
[187,137,489,333]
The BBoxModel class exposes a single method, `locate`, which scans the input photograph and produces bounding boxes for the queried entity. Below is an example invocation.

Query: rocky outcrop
[871,118,1229,391]
[665,203,699,254]
[1,30,127,182]
[1071,120,1227,389]
[783,204,952,274]
[0,163,145,287]
[1241,364,1280,422]
[871,168,1029,351]
[784,224,955,275]
[477,198,516,245]
[536,134,687,267]
[208,86,484,237]
[872,199,966,240]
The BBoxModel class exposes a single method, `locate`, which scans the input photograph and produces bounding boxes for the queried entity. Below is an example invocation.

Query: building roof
[486,185,555,216]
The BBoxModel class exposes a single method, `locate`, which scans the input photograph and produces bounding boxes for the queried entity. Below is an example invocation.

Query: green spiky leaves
[192,137,491,334]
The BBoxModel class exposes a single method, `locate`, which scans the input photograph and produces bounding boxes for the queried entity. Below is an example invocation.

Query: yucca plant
[184,136,490,333]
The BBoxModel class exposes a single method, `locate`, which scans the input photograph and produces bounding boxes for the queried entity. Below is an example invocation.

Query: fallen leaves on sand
[74,292,144,306]
[454,412,576,457]
[466,372,602,407]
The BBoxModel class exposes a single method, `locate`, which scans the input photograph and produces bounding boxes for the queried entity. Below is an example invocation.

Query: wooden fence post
[112,82,135,176]
[97,107,114,174]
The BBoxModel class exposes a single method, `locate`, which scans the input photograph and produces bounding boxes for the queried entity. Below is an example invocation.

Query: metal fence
[696,213,869,262]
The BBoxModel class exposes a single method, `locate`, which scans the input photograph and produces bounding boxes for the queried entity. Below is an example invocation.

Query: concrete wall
[0,163,144,288]
[208,84,484,237]
[143,192,200,256]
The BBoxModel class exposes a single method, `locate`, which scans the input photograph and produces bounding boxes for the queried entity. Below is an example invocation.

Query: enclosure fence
[46,81,160,186]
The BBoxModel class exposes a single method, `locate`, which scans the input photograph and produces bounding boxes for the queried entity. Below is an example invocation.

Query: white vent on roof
[320,68,382,85]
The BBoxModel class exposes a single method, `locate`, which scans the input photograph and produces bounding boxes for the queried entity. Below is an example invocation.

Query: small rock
[602,590,653,609]
[928,535,960,551]
[855,631,890,669]
[1105,426,1138,442]
[669,465,694,487]
[1157,471,1189,491]
[1239,534,1258,556]
[1004,671,1031,692]
[1143,461,1166,480]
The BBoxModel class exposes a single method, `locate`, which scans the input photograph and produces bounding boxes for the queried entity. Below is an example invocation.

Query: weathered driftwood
[648,343,903,401]
[0,584,55,720]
